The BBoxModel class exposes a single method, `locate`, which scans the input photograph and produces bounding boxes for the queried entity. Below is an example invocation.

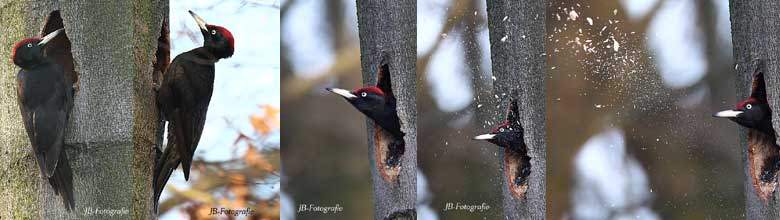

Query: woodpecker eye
[26,43,32,48]
[211,30,217,35]
[361,92,367,97]
[747,104,753,110]
[499,128,505,132]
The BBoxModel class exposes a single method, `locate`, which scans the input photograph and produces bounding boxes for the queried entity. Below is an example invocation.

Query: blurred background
[159,1,280,219]
[280,0,372,219]
[282,0,742,219]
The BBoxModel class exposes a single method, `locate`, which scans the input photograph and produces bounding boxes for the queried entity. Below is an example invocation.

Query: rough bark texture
[0,1,166,219]
[729,1,780,218]
[355,0,417,219]
[132,0,168,218]
[486,0,547,219]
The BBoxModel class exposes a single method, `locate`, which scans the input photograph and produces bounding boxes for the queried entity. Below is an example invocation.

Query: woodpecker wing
[17,64,75,210]
[157,48,214,181]
[17,70,40,175]
[33,98,68,177]
[17,68,68,178]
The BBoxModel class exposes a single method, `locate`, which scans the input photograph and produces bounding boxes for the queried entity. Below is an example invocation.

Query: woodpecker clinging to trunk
[12,28,75,211]
[326,62,405,166]
[474,99,531,186]
[154,10,234,210]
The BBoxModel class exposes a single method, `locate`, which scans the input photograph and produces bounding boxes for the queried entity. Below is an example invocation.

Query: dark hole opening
[154,17,171,156]
[373,60,405,182]
[154,17,171,89]
[41,10,77,93]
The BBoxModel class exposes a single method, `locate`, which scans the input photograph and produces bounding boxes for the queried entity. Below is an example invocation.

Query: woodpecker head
[714,71,774,134]
[474,99,525,149]
[11,28,64,69]
[189,10,234,59]
[326,86,387,114]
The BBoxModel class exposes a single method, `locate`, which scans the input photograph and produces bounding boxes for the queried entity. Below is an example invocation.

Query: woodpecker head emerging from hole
[189,10,234,59]
[327,86,386,113]
[474,99,526,151]
[714,71,774,135]
[12,28,63,68]
[326,61,403,140]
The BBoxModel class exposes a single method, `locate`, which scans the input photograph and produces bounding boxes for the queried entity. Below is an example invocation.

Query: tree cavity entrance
[154,17,171,90]
[42,10,77,93]
[372,61,405,183]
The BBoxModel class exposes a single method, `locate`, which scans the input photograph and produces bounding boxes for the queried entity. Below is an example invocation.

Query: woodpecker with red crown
[12,28,75,210]
[714,69,780,183]
[473,99,531,186]
[154,10,234,210]
[326,62,405,166]
[714,71,774,136]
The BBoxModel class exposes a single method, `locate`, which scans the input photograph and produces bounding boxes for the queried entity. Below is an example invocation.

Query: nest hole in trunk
[372,60,404,183]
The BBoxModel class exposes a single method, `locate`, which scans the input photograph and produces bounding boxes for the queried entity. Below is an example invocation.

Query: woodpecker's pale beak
[189,10,209,31]
[38,28,63,46]
[714,110,743,118]
[473,134,496,140]
[326,88,357,99]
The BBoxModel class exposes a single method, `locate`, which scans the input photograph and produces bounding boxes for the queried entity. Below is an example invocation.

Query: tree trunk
[0,1,167,219]
[485,0,547,219]
[355,0,417,219]
[729,1,780,218]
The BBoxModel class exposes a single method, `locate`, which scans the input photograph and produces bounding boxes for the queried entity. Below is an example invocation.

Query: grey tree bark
[0,1,167,219]
[355,0,417,219]
[485,0,547,219]
[730,1,780,219]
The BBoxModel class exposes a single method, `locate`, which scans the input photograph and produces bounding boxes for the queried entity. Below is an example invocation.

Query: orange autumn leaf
[250,105,280,135]
[245,147,274,172]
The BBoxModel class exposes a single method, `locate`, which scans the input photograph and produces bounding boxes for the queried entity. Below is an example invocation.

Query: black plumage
[12,28,75,211]
[326,62,406,166]
[153,10,234,210]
